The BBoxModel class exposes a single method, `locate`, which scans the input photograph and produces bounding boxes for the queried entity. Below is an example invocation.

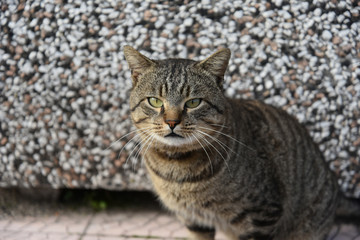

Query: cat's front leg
[186,225,215,240]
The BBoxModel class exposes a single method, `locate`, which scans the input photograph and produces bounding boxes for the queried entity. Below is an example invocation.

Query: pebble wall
[0,0,359,197]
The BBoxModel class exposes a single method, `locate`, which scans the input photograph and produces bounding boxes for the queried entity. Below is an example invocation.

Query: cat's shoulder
[227,98,297,124]
[228,98,286,113]
[227,98,269,111]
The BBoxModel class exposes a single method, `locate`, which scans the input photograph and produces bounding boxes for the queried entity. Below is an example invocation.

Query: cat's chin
[153,134,194,147]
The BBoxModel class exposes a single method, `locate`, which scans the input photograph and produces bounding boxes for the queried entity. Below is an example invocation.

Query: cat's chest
[145,155,211,201]
[153,178,218,224]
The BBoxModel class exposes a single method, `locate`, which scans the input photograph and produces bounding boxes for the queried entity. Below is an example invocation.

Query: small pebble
[183,18,193,27]
[322,30,332,41]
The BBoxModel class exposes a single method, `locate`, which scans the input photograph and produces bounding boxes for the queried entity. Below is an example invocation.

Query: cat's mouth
[154,131,194,146]
[164,132,184,138]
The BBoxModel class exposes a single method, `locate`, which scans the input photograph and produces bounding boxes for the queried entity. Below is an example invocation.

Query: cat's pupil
[185,98,201,108]
[148,97,163,108]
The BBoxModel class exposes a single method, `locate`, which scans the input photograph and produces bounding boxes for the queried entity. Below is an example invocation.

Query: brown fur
[124,46,339,240]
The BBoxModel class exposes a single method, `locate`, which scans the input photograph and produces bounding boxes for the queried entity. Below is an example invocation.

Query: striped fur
[124,46,339,240]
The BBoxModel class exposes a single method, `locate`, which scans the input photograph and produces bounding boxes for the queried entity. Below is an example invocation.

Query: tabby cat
[123,46,339,240]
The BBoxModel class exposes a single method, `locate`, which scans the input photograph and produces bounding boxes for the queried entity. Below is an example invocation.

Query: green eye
[185,98,202,108]
[148,97,163,108]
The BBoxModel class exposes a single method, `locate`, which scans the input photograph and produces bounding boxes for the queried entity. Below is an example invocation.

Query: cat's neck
[155,148,195,160]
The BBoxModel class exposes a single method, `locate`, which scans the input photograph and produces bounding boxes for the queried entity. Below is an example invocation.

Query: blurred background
[0,0,359,203]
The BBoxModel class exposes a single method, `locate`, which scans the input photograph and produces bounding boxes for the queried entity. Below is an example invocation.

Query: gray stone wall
[0,0,359,197]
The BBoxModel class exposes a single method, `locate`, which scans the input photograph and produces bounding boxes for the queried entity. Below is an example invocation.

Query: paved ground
[1,210,360,240]
[0,208,191,240]
[0,189,359,240]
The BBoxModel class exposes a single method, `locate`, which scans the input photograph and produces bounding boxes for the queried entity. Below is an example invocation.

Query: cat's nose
[165,119,180,130]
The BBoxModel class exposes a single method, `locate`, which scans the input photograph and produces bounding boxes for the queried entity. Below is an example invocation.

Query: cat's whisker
[208,123,229,129]
[196,130,229,159]
[196,130,233,177]
[124,137,143,167]
[141,133,156,166]
[109,127,153,161]
[117,128,154,162]
[133,132,155,170]
[107,126,153,150]
[116,132,140,161]
[133,137,148,163]
[198,126,255,151]
[125,131,154,169]
[134,132,155,161]
[191,133,214,175]
[197,129,240,158]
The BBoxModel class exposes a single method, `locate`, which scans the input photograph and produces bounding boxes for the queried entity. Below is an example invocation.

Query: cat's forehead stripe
[167,64,181,91]
[177,67,188,96]
[163,82,168,96]
[162,63,190,97]
[159,84,163,97]
[184,85,191,98]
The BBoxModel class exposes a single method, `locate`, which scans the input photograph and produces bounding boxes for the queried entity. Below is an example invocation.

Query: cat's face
[124,47,230,149]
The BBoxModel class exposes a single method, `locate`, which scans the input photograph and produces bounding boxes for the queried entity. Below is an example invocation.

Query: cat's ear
[123,46,155,84]
[196,48,231,85]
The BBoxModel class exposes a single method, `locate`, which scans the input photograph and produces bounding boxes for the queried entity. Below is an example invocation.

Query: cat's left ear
[123,46,155,85]
[196,48,231,86]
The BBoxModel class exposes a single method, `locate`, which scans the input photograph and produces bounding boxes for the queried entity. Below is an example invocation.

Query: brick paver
[0,209,359,240]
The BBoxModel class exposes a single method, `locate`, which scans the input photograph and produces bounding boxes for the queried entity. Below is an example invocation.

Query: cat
[123,46,340,240]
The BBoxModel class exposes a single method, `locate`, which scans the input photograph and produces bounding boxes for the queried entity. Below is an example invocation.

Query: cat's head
[124,46,230,150]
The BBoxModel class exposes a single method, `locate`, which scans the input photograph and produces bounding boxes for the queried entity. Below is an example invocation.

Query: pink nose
[165,119,180,129]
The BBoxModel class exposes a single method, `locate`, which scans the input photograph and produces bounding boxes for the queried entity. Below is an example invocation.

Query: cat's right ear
[195,48,231,88]
[123,46,155,85]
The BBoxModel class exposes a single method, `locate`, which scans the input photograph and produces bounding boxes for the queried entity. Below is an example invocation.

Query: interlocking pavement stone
[0,210,359,240]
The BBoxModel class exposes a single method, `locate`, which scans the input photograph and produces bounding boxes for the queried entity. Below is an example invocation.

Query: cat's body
[124,46,339,240]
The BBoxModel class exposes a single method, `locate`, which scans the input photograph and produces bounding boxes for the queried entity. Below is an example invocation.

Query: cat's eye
[185,98,202,108]
[148,97,163,108]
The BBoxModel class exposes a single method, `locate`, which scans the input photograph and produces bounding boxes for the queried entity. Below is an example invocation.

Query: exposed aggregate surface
[0,0,359,197]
